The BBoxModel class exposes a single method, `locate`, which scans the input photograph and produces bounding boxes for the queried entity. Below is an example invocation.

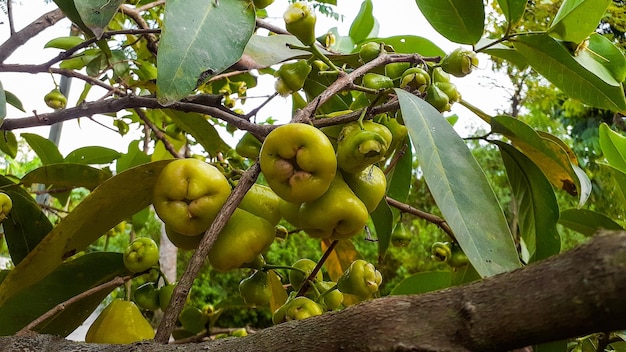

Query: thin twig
[15,275,133,335]
[134,108,183,159]
[296,240,338,297]
[385,196,456,241]
[7,0,15,35]
[121,5,160,55]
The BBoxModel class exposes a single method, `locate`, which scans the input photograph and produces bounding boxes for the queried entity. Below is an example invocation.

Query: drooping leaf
[0,252,129,336]
[396,89,521,277]
[369,35,445,57]
[268,269,288,314]
[491,115,589,204]
[74,0,124,39]
[496,0,527,26]
[64,146,122,165]
[21,133,64,165]
[415,0,485,45]
[21,164,112,191]
[4,90,25,112]
[0,161,171,305]
[478,39,528,69]
[548,0,611,44]
[370,199,393,260]
[512,34,626,112]
[243,35,311,68]
[322,239,362,283]
[496,141,560,262]
[0,131,17,158]
[156,0,255,104]
[0,177,53,266]
[390,271,452,295]
[349,0,376,44]
[559,208,624,236]
[164,110,231,156]
[44,36,84,50]
[599,122,626,174]
[53,0,96,37]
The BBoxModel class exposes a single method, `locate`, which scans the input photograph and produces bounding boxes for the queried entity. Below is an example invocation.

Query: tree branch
[2,231,626,351]
[385,196,456,240]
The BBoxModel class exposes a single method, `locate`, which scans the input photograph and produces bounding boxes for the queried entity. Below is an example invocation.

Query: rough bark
[2,231,626,352]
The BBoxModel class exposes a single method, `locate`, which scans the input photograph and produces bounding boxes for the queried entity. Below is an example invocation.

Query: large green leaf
[599,122,626,174]
[0,161,171,305]
[386,136,413,203]
[74,0,125,39]
[496,0,527,26]
[0,252,129,336]
[415,0,484,45]
[164,110,231,156]
[0,177,53,266]
[559,208,623,236]
[548,0,611,44]
[396,89,520,277]
[64,146,121,165]
[53,0,95,37]
[21,133,64,165]
[478,39,528,69]
[497,142,560,262]
[0,131,17,159]
[369,35,445,57]
[156,0,255,104]
[390,271,452,295]
[349,0,376,44]
[579,33,626,84]
[21,164,112,191]
[243,35,311,68]
[371,199,393,260]
[513,34,626,112]
[491,115,590,205]
[116,140,151,173]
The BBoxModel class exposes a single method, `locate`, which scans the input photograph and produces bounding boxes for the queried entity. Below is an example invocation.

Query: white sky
[0,1,509,156]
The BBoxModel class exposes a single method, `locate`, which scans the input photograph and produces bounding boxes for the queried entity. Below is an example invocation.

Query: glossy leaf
[496,0,527,26]
[599,122,626,174]
[74,0,124,39]
[497,141,560,262]
[548,0,611,44]
[396,89,520,277]
[478,39,528,69]
[53,0,95,37]
[390,271,452,295]
[268,269,288,314]
[164,110,231,157]
[243,35,311,68]
[583,33,626,83]
[349,0,375,44]
[0,252,129,336]
[21,133,64,165]
[386,136,413,203]
[415,0,484,45]
[559,208,623,236]
[4,89,25,112]
[491,115,589,204]
[64,146,121,165]
[370,199,393,260]
[0,131,17,158]
[44,36,84,50]
[322,239,362,283]
[369,35,445,57]
[0,161,171,305]
[156,0,255,104]
[21,164,112,191]
[513,34,626,112]
[116,140,151,173]
[1,178,53,266]
[600,164,626,213]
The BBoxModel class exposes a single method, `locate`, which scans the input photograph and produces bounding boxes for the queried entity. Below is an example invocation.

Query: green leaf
[21,164,112,191]
[349,0,375,44]
[0,131,18,158]
[64,146,122,165]
[548,0,611,44]
[156,0,255,104]
[21,133,64,165]
[0,177,53,265]
[74,0,125,39]
[4,90,25,113]
[535,340,569,352]
[491,115,590,204]
[390,271,452,295]
[116,140,151,173]
[44,36,84,50]
[599,122,626,174]
[53,0,96,38]
[164,110,231,156]
[243,35,312,68]
[415,0,485,45]
[599,164,626,214]
[0,252,129,336]
[0,80,5,122]
[386,136,412,203]
[304,67,352,114]
[0,161,171,306]
[371,199,393,260]
[512,34,626,112]
[496,141,560,262]
[369,35,445,57]
[559,208,624,236]
[396,89,521,277]
[496,0,527,26]
[478,39,528,69]
[583,33,626,83]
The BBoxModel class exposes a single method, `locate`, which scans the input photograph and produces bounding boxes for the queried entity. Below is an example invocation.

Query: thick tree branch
[2,231,626,351]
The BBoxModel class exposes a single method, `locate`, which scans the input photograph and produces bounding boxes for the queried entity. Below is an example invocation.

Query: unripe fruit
[289,258,322,290]
[425,84,451,112]
[0,192,12,222]
[239,270,272,307]
[253,0,274,9]
[284,296,323,321]
[440,47,479,77]
[400,67,430,93]
[359,42,381,63]
[44,88,67,110]
[123,237,159,273]
[362,73,394,91]
[391,222,412,247]
[275,60,312,96]
[85,299,154,343]
[284,2,317,45]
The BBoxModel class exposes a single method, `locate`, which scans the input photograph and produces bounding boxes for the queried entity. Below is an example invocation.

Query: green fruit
[299,174,369,240]
[359,42,381,63]
[315,281,343,310]
[178,306,209,334]
[385,62,411,81]
[238,183,282,226]
[289,258,323,290]
[0,192,12,222]
[231,328,249,337]
[431,67,451,83]
[431,242,452,262]
[448,243,470,268]
[284,2,317,45]
[400,67,430,93]
[123,237,159,273]
[208,208,275,272]
[342,165,387,213]
[440,47,479,77]
[337,259,382,299]
[336,121,393,174]
[239,270,272,307]
[253,0,274,9]
[260,123,337,203]
[376,114,408,158]
[275,60,312,96]
[391,223,412,247]
[278,198,302,228]
[133,282,161,311]
[284,297,323,321]
[235,132,262,159]
[425,84,451,112]
[85,299,154,343]
[362,73,394,90]
[434,82,461,103]
[164,225,203,251]
[44,88,67,110]
[152,158,231,235]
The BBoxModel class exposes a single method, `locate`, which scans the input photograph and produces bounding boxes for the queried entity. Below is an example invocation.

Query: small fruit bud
[284,2,317,45]
[440,47,479,77]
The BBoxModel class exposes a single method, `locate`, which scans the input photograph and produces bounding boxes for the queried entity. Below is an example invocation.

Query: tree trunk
[2,231,626,352]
